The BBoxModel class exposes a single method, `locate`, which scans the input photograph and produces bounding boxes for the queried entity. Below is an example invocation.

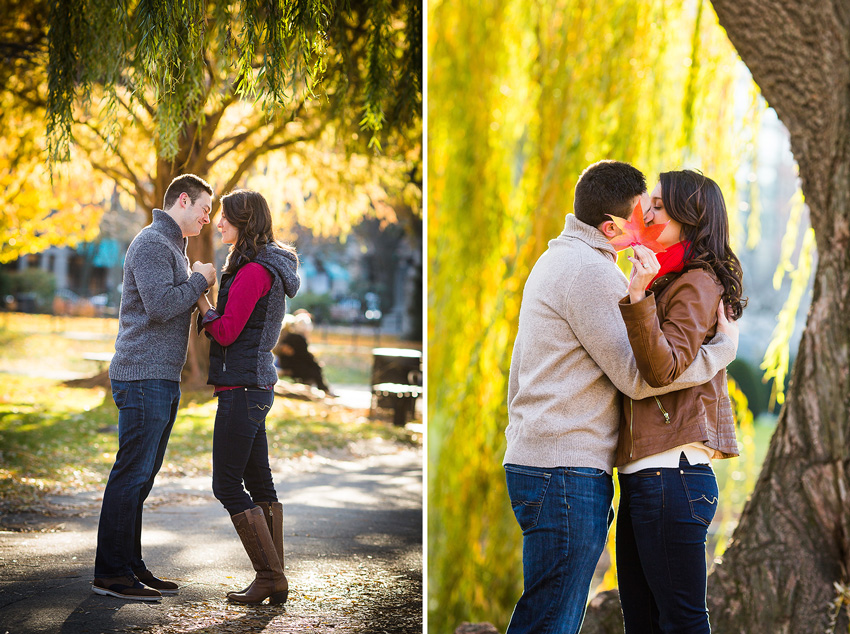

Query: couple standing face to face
[94,173,299,604]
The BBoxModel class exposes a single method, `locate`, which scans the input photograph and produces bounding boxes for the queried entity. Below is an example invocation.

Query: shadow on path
[0,447,422,634]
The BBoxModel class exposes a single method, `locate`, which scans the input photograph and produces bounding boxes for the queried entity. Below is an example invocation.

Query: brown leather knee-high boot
[259,501,284,566]
[228,506,289,604]
[227,501,286,598]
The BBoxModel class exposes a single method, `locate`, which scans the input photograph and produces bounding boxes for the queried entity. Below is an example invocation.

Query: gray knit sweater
[504,214,736,473]
[109,209,209,382]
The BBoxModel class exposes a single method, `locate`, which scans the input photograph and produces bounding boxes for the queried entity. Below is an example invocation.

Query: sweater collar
[560,214,618,261]
[151,209,188,251]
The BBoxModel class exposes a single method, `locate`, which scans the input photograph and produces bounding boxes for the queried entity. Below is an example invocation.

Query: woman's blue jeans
[95,379,180,578]
[616,454,719,634]
[504,464,615,634]
[211,387,278,516]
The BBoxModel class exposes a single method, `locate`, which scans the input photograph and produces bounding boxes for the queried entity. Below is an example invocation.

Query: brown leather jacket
[614,266,739,467]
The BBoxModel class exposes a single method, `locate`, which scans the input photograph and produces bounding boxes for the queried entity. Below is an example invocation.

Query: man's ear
[598,219,619,239]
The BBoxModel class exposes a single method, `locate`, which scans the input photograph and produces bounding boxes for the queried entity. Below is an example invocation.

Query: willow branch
[117,75,156,119]
[2,163,39,205]
[112,93,154,138]
[206,118,274,165]
[207,93,310,165]
[194,92,239,161]
[79,121,144,191]
[218,122,327,194]
[88,160,144,209]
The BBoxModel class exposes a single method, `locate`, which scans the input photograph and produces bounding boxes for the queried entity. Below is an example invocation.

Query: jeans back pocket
[680,467,719,526]
[246,390,274,423]
[505,465,552,532]
[112,388,129,410]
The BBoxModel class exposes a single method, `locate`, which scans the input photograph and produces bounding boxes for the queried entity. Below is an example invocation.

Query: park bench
[82,352,114,371]
[371,383,423,426]
[369,348,422,426]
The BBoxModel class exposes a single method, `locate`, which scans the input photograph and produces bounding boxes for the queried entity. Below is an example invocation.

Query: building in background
[3,191,423,341]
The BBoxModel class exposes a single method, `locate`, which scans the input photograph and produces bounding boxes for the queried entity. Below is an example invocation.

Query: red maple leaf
[607,200,668,253]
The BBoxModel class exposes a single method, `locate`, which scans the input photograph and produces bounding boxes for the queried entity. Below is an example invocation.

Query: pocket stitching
[246,395,273,423]
[112,388,129,409]
[506,469,552,532]
[680,471,717,526]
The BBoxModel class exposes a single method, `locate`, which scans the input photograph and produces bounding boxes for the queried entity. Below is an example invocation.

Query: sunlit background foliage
[427,0,799,631]
[1,0,422,263]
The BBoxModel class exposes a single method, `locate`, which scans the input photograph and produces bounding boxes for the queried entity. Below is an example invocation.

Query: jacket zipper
[223,347,227,372]
[654,396,671,423]
[629,397,635,458]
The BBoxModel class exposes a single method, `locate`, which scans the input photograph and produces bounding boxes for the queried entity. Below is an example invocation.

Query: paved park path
[0,434,422,634]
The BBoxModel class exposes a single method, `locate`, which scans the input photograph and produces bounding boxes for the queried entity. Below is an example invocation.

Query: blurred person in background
[274,309,335,396]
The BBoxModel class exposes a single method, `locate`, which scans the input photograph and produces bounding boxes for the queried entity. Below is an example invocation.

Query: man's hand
[716,299,739,351]
[192,261,217,288]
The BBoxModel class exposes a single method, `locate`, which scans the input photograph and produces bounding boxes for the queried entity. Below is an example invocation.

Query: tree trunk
[183,221,214,388]
[704,1,850,630]
[150,138,217,389]
[584,1,850,632]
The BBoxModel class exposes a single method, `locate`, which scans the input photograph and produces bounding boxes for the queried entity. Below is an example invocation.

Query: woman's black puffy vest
[206,245,299,387]
[207,270,271,387]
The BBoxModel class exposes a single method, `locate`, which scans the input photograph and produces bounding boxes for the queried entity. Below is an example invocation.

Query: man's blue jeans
[616,454,719,633]
[505,464,614,634]
[94,379,180,578]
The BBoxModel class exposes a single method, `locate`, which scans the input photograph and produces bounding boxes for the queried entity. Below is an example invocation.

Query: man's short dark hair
[163,174,214,210]
[573,160,646,227]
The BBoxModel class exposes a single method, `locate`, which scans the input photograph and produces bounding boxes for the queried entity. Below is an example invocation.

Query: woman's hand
[716,299,739,351]
[627,244,660,303]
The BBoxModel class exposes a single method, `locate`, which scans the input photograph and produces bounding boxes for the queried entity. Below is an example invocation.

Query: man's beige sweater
[505,214,736,473]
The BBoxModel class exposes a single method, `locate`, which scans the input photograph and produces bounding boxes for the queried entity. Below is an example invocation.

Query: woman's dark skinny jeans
[211,387,278,516]
[616,453,719,634]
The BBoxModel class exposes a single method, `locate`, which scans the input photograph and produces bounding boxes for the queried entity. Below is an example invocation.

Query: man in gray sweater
[503,161,739,634]
[92,174,217,601]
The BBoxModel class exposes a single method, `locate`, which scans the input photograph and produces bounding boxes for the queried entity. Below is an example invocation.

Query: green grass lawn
[0,314,421,514]
[311,345,374,386]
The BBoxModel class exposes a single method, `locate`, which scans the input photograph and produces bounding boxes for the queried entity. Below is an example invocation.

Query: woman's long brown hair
[660,170,748,320]
[219,189,297,275]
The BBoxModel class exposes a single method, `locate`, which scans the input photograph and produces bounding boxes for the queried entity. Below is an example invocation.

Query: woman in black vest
[196,189,300,604]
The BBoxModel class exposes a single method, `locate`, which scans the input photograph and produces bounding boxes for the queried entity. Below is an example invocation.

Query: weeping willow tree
[42,0,421,162]
[2,0,421,382]
[5,0,421,229]
[428,0,767,631]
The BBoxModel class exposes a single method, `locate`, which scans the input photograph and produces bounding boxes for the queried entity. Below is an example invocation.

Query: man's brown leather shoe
[92,575,162,601]
[133,568,179,595]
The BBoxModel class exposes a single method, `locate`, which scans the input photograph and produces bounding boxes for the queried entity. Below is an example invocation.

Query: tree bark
[704,1,850,631]
[584,1,850,632]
